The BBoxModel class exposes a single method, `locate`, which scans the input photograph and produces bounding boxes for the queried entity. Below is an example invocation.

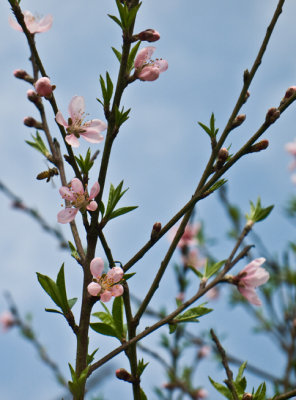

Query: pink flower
[194,388,208,399]
[56,96,107,148]
[168,223,200,249]
[87,257,124,302]
[9,10,53,34]
[235,258,269,306]
[57,178,100,224]
[206,287,220,300]
[34,77,53,97]
[134,46,168,81]
[0,311,15,331]
[285,139,296,171]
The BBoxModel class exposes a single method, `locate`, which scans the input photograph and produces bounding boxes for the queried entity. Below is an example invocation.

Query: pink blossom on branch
[87,257,124,302]
[55,96,107,148]
[57,178,100,224]
[34,77,54,97]
[234,258,269,306]
[134,46,168,82]
[9,11,53,34]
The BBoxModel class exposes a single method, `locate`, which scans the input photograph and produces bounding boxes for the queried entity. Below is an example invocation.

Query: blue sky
[1,0,296,399]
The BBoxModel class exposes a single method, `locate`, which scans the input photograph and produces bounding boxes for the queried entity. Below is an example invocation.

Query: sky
[1,0,296,399]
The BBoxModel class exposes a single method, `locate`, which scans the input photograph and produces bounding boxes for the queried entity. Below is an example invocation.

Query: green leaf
[45,308,64,315]
[68,298,78,309]
[37,273,62,309]
[127,41,141,72]
[115,0,127,29]
[140,388,148,400]
[204,260,225,279]
[68,364,89,397]
[168,323,177,334]
[176,305,212,322]
[99,201,105,217]
[108,14,122,28]
[246,198,274,224]
[68,241,80,261]
[25,131,50,158]
[208,179,227,194]
[209,377,232,399]
[123,272,136,281]
[236,361,247,383]
[112,47,122,63]
[198,113,219,139]
[90,322,118,337]
[137,358,149,377]
[188,265,203,279]
[87,348,99,366]
[126,3,142,29]
[56,264,69,311]
[253,382,266,400]
[92,311,113,325]
[112,296,124,339]
[109,206,138,220]
[234,376,247,395]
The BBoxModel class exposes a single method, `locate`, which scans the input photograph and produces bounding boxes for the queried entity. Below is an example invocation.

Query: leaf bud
[115,368,134,383]
[265,107,280,124]
[137,29,160,42]
[150,222,162,242]
[13,69,34,83]
[231,114,246,129]
[249,139,269,153]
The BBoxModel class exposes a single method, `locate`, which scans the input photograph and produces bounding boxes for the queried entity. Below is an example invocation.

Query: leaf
[140,388,148,400]
[37,273,62,308]
[137,359,149,377]
[127,41,141,72]
[87,348,99,366]
[109,206,138,220]
[188,265,203,279]
[45,308,64,315]
[99,201,105,217]
[246,198,274,224]
[204,260,225,279]
[90,322,118,337]
[253,382,266,400]
[108,14,122,28]
[209,377,232,399]
[236,361,247,383]
[68,298,78,309]
[56,264,69,311]
[168,323,177,334]
[123,272,136,281]
[112,296,124,339]
[176,305,212,322]
[208,179,227,194]
[111,47,122,63]
[92,311,113,325]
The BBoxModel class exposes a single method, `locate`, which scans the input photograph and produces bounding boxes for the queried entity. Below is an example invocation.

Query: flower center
[72,193,88,209]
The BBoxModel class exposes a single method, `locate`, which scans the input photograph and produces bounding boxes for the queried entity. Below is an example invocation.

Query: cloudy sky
[1,0,296,399]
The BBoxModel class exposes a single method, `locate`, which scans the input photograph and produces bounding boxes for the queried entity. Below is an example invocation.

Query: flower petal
[138,66,160,81]
[55,111,68,128]
[86,201,98,211]
[71,178,84,194]
[57,208,78,224]
[36,14,53,33]
[238,286,262,306]
[154,59,168,73]
[90,257,104,278]
[100,290,113,302]
[110,284,124,297]
[107,267,124,283]
[81,130,104,144]
[68,96,85,121]
[87,282,101,297]
[89,182,100,200]
[9,16,23,32]
[59,186,75,201]
[134,46,155,69]
[87,119,107,132]
[65,134,80,148]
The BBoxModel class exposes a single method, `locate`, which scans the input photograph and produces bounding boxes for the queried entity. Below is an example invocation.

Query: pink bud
[151,221,162,241]
[138,29,160,42]
[23,116,37,127]
[115,368,134,382]
[243,90,250,104]
[34,77,53,97]
[284,86,296,99]
[232,114,246,129]
[249,139,269,153]
[27,89,40,104]
[242,394,253,400]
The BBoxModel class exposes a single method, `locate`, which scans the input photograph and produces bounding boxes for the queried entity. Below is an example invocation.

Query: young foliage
[114,105,131,128]
[75,148,95,176]
[36,264,77,315]
[97,72,114,110]
[198,113,219,139]
[91,301,126,340]
[25,131,51,159]
[169,304,212,333]
[246,198,274,224]
[204,259,225,279]
[101,180,137,224]
[68,363,89,397]
[108,0,141,31]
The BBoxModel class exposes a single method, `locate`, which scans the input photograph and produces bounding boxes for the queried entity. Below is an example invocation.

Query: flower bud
[13,69,34,83]
[231,114,246,129]
[115,368,134,382]
[215,147,229,170]
[150,222,162,242]
[137,29,160,42]
[284,86,296,99]
[34,77,54,98]
[27,89,41,105]
[265,107,280,124]
[23,116,43,129]
[194,388,208,399]
[249,139,269,153]
[197,345,211,359]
